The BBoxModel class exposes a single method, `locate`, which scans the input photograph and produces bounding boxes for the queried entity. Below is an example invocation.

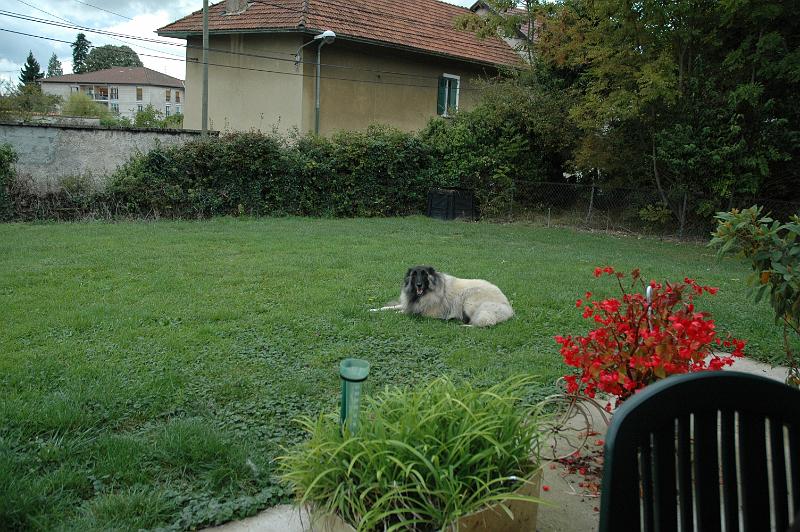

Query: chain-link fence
[511,181,800,240]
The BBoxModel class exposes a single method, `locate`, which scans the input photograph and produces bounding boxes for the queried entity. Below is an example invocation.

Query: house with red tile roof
[158,0,523,134]
[41,67,185,120]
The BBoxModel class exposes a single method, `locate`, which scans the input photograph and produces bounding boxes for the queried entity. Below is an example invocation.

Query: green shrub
[108,127,438,218]
[0,143,16,221]
[62,93,110,118]
[280,376,543,531]
[711,206,800,385]
[419,77,572,219]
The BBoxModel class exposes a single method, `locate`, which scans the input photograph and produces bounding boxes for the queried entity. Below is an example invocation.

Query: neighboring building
[41,67,185,120]
[158,0,523,134]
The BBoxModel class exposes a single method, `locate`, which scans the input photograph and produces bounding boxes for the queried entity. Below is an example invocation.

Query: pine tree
[46,53,63,77]
[18,51,44,85]
[72,33,91,74]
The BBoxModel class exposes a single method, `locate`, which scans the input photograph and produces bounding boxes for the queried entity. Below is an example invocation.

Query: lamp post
[295,30,336,135]
[201,0,209,137]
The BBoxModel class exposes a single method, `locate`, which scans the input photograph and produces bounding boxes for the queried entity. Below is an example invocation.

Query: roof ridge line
[299,0,308,27]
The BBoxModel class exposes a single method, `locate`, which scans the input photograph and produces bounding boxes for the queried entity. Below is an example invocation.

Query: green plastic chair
[599,371,800,532]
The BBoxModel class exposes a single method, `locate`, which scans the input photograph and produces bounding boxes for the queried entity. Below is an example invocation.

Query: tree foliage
[461,0,800,220]
[46,53,63,78]
[711,206,800,386]
[0,83,61,119]
[71,33,91,74]
[18,51,44,86]
[86,45,143,72]
[61,92,110,118]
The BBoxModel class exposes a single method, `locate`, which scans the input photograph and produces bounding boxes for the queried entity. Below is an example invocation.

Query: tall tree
[46,53,63,77]
[86,45,143,72]
[18,51,44,85]
[72,33,91,74]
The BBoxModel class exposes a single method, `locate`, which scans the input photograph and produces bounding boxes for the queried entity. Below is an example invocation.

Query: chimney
[225,0,248,14]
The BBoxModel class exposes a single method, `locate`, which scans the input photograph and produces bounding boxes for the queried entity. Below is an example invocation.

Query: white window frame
[137,104,143,112]
[441,73,460,117]
[110,87,118,100]
[165,105,171,117]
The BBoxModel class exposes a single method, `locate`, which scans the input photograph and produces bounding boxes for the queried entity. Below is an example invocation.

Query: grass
[0,216,787,530]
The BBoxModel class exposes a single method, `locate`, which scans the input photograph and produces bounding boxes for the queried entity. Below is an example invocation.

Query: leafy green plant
[280,376,543,531]
[0,143,16,221]
[711,206,800,385]
[62,92,110,118]
[639,203,673,235]
[108,127,438,218]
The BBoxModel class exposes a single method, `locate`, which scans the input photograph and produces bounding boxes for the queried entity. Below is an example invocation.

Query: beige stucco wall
[181,32,498,134]
[301,39,496,135]
[184,33,304,133]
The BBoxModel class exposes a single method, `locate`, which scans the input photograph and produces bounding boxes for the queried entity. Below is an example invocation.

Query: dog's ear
[404,268,413,283]
[425,266,436,286]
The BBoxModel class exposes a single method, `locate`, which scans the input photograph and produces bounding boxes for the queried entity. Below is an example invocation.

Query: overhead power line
[10,1,185,59]
[71,0,133,21]
[0,9,514,82]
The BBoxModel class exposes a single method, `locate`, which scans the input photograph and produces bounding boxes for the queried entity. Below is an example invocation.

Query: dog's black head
[404,266,437,301]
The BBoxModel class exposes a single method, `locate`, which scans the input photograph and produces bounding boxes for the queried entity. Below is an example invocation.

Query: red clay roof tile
[158,0,522,67]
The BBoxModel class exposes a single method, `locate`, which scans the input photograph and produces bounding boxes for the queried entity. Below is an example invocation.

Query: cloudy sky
[0,0,473,85]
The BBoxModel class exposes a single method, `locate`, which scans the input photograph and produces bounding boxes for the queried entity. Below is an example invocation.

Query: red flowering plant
[555,266,746,408]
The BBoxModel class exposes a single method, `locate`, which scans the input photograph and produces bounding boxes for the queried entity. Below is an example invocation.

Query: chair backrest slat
[677,414,695,531]
[791,425,800,516]
[771,418,789,531]
[599,371,800,532]
[719,409,740,532]
[739,411,771,530]
[652,424,678,531]
[694,410,722,532]
[640,440,655,532]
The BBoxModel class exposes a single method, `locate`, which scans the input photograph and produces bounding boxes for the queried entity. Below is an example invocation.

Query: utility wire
[71,0,133,21]
[0,9,514,81]
[12,0,185,58]
[0,26,496,90]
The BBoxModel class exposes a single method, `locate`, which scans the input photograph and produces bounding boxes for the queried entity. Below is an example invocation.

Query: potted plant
[279,376,544,531]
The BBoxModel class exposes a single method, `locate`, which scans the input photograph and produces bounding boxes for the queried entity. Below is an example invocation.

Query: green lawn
[0,217,783,530]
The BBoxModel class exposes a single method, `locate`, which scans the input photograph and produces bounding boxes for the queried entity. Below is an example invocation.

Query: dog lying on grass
[371,266,514,327]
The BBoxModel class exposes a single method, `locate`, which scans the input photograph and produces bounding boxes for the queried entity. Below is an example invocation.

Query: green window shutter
[437,77,447,115]
[448,78,459,114]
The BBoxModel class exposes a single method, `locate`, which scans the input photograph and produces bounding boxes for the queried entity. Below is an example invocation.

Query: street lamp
[295,30,336,135]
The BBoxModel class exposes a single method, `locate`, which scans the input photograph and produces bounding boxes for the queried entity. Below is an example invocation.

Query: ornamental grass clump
[279,376,543,532]
[555,267,746,408]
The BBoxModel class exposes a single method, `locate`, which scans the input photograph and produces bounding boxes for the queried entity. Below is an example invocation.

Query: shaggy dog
[372,266,514,327]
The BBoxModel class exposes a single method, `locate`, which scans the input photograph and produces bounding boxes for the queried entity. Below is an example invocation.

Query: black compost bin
[426,188,476,220]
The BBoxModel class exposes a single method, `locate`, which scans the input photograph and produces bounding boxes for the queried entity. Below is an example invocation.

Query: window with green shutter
[437,74,460,117]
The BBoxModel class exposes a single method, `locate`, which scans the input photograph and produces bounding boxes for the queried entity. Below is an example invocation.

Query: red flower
[542,485,551,492]
[557,267,746,405]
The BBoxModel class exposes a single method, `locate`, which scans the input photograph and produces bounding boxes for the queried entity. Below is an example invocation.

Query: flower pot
[306,470,542,532]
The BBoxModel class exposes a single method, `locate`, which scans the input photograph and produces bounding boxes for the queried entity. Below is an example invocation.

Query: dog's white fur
[372,269,514,327]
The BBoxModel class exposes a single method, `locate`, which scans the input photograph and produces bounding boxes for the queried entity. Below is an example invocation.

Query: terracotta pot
[306,470,542,532]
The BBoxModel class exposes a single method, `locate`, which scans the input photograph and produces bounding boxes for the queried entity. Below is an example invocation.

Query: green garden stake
[339,358,370,434]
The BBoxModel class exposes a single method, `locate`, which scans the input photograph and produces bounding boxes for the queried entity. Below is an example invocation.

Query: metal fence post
[585,184,595,225]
